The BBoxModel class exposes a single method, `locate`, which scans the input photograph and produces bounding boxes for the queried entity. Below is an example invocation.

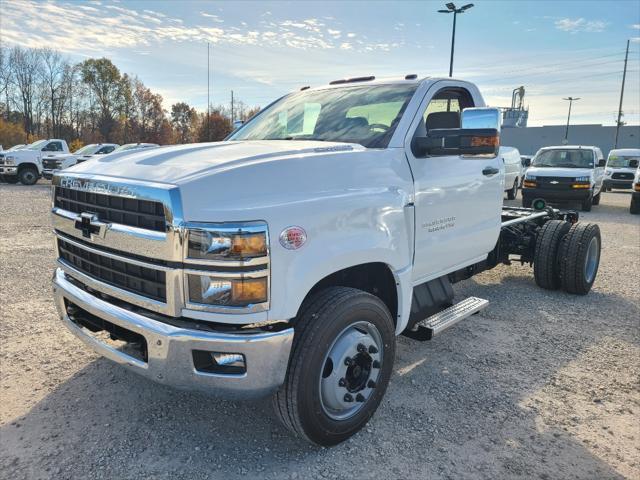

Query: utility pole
[207,42,210,141]
[563,97,580,143]
[231,90,234,124]
[614,39,630,149]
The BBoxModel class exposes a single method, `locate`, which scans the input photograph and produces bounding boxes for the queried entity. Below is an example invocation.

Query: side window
[420,88,474,133]
[42,142,62,152]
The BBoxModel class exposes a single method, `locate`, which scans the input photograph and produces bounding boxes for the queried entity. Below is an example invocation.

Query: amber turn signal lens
[470,135,499,147]
[571,184,591,189]
[523,180,537,188]
[231,277,268,304]
[231,234,267,257]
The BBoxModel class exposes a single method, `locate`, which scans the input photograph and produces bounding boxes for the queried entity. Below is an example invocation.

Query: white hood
[526,166,593,179]
[67,140,364,186]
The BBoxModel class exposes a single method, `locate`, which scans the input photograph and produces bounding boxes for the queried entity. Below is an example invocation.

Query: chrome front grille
[611,172,634,180]
[58,236,167,302]
[54,186,167,232]
[43,158,61,169]
[51,173,270,321]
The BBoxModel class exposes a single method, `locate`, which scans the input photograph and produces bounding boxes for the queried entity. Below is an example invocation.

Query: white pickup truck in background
[50,75,602,446]
[42,143,119,179]
[0,139,70,185]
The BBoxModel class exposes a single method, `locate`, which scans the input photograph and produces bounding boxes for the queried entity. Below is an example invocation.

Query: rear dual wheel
[534,221,601,295]
[273,287,395,446]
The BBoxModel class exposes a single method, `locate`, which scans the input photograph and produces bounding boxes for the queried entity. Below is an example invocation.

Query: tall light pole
[563,97,580,143]
[438,3,474,77]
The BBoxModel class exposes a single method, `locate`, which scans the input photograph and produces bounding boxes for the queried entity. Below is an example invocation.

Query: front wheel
[18,167,38,185]
[581,196,593,212]
[631,196,640,214]
[273,287,396,446]
[592,192,601,205]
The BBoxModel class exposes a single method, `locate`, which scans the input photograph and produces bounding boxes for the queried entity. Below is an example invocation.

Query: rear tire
[534,220,571,290]
[506,179,518,200]
[273,287,396,446]
[592,192,601,205]
[18,167,38,185]
[559,223,601,295]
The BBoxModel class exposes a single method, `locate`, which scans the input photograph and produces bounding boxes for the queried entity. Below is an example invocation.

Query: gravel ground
[0,181,639,480]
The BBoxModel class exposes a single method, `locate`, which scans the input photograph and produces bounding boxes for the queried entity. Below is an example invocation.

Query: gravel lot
[1,181,639,480]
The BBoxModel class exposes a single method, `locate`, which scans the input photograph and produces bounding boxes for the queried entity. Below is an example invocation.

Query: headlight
[525,175,536,181]
[4,156,15,165]
[605,169,612,176]
[574,176,590,182]
[187,274,268,307]
[187,224,267,261]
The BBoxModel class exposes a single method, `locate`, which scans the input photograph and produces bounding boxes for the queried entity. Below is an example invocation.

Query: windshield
[229,84,418,148]
[27,140,48,150]
[113,144,138,152]
[607,154,639,168]
[532,149,595,168]
[73,144,97,155]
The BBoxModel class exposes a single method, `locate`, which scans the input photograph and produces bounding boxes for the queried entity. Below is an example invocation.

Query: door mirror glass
[522,157,532,167]
[461,107,501,131]
[412,107,501,158]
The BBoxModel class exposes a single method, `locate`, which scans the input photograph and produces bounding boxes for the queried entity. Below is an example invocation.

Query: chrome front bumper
[0,166,17,175]
[52,268,294,399]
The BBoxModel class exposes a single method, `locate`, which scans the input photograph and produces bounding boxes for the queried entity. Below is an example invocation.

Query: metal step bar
[404,296,489,341]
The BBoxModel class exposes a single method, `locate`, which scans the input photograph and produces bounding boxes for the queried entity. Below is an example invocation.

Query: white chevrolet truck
[0,138,70,185]
[51,76,602,446]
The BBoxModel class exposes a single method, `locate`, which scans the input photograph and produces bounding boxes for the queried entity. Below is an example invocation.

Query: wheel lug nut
[367,380,376,388]
[344,357,353,366]
[344,393,353,402]
[372,360,381,369]
[338,378,346,387]
[357,343,367,353]
[368,345,378,354]
[355,393,365,402]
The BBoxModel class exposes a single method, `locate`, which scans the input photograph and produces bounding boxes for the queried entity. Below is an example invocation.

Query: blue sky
[2,0,639,126]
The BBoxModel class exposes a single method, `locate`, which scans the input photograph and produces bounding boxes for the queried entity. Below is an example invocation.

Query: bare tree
[9,46,42,135]
[40,48,70,137]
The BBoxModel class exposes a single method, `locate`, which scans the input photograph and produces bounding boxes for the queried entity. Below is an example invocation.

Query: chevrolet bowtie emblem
[74,212,108,239]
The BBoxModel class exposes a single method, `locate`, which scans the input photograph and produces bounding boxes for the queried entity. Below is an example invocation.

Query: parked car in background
[603,148,640,191]
[42,143,119,179]
[522,145,605,211]
[500,146,523,199]
[0,139,70,185]
[631,169,640,214]
[108,143,159,155]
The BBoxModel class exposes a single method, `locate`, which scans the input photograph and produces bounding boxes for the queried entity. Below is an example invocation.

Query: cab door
[404,83,503,283]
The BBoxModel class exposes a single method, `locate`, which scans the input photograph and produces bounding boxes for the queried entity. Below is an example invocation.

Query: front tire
[631,196,640,214]
[18,167,38,185]
[592,192,601,205]
[559,223,601,295]
[273,287,396,446]
[581,196,592,212]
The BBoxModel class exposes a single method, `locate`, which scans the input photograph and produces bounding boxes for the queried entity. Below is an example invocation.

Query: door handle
[482,166,499,176]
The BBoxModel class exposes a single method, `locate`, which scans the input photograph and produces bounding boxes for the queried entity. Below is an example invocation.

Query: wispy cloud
[555,17,608,33]
[0,0,393,53]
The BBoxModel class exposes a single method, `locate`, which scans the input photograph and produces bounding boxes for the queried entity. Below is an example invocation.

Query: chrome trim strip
[52,268,293,399]
[183,268,269,279]
[55,231,172,272]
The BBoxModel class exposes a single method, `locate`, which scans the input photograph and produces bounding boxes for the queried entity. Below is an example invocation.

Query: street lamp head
[438,9,452,13]
[446,2,456,10]
[460,3,474,10]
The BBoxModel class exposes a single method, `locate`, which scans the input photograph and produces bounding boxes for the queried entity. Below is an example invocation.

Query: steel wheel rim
[318,321,383,421]
[24,172,35,183]
[584,236,599,283]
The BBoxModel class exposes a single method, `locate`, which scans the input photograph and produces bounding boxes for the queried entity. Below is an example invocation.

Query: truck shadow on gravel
[2,276,637,480]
